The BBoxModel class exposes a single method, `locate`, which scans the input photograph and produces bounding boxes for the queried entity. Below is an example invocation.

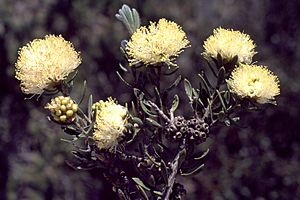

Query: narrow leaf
[132,117,143,126]
[146,118,161,128]
[137,186,149,200]
[132,177,151,191]
[78,80,87,105]
[119,63,128,72]
[88,94,93,120]
[198,74,211,96]
[181,164,204,176]
[116,71,131,87]
[217,67,225,87]
[141,101,157,117]
[154,87,162,108]
[184,79,193,100]
[216,89,227,110]
[131,101,137,116]
[194,149,209,160]
[132,8,141,30]
[217,53,223,67]
[206,60,217,77]
[133,88,144,101]
[166,75,182,91]
[170,94,179,112]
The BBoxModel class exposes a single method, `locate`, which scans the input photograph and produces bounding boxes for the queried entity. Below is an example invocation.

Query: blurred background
[0,0,299,199]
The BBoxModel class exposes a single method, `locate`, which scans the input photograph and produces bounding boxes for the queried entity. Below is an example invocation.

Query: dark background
[0,0,299,199]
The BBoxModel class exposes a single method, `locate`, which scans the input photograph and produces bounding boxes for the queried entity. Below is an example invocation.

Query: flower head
[92,97,128,150]
[45,96,78,123]
[126,18,190,67]
[15,35,81,94]
[203,27,256,64]
[227,64,280,104]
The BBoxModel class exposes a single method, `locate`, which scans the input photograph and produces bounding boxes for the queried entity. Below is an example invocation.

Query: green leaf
[63,126,81,136]
[184,79,193,100]
[132,177,151,191]
[119,63,128,72]
[116,71,131,87]
[138,186,149,200]
[131,117,143,126]
[154,87,162,107]
[125,122,133,130]
[170,94,179,112]
[197,98,205,108]
[217,67,225,87]
[141,101,157,117]
[116,5,141,34]
[131,101,137,116]
[180,163,205,176]
[198,74,211,96]
[132,8,141,30]
[166,75,182,91]
[117,189,127,200]
[216,89,227,110]
[224,91,231,105]
[146,174,156,187]
[126,127,141,144]
[193,149,209,160]
[226,55,238,68]
[146,118,161,128]
[206,60,217,77]
[88,94,93,120]
[60,80,72,96]
[78,80,87,105]
[133,88,144,101]
[153,190,163,196]
[217,53,223,67]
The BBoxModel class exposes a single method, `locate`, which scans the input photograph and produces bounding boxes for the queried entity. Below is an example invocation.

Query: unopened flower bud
[72,104,78,112]
[60,115,67,122]
[60,105,67,112]
[66,110,74,117]
[45,96,78,123]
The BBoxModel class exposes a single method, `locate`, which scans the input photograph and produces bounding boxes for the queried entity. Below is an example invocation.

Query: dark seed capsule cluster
[165,116,209,144]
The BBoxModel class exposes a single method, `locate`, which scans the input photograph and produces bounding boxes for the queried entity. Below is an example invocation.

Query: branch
[148,101,170,122]
[162,140,186,200]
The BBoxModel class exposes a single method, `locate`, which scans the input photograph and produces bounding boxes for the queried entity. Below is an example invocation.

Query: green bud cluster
[45,96,78,123]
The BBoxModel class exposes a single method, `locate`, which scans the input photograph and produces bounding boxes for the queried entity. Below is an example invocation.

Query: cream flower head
[227,64,280,104]
[15,35,81,94]
[92,97,128,150]
[203,27,256,64]
[126,18,190,67]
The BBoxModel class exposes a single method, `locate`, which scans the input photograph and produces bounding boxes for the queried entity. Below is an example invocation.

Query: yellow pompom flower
[126,18,190,67]
[203,27,256,64]
[227,64,280,104]
[92,97,128,150]
[15,35,81,94]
